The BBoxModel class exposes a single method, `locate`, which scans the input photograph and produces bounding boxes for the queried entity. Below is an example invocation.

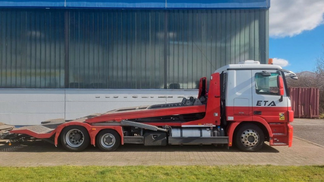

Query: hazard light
[268,58,273,65]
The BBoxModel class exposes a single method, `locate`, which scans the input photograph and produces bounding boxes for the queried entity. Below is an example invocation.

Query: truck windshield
[255,72,280,95]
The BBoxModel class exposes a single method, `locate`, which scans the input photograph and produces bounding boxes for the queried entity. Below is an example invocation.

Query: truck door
[226,70,253,121]
[252,70,288,123]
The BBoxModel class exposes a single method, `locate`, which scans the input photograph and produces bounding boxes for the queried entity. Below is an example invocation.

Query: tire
[234,123,264,152]
[96,130,121,151]
[60,126,90,152]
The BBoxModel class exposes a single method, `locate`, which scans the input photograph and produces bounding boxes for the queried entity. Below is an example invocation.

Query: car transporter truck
[0,60,298,152]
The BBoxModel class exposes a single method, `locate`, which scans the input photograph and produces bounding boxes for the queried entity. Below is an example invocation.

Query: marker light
[268,58,273,65]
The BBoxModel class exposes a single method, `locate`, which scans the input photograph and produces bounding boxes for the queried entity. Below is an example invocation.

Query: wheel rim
[240,129,259,147]
[100,133,116,149]
[65,129,85,148]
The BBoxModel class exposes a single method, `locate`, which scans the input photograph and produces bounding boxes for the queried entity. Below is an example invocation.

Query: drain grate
[0,145,26,152]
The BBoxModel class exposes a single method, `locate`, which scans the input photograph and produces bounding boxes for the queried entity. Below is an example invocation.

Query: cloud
[272,58,289,67]
[270,0,324,38]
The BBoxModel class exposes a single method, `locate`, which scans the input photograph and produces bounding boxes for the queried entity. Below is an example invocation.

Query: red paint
[86,105,206,124]
[11,73,221,147]
[54,122,93,146]
[88,126,124,146]
[86,73,221,127]
[226,122,240,147]
[202,72,221,126]
[278,76,284,96]
[288,110,294,122]
[227,106,291,122]
[198,77,207,99]
[288,124,293,147]
[10,129,55,139]
[226,106,292,146]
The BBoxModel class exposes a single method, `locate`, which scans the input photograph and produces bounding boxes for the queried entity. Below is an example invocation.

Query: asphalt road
[292,119,324,146]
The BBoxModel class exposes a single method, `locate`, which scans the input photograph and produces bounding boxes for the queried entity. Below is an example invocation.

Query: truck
[0,60,298,152]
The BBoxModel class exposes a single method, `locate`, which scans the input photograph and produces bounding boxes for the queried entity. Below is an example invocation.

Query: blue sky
[269,0,324,73]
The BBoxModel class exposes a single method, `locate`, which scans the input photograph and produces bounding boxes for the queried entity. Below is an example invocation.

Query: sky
[269,0,324,73]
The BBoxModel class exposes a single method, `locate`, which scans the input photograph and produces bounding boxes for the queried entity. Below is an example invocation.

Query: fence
[289,87,319,118]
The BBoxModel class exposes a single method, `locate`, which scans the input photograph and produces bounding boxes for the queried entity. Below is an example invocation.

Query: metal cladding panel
[0,9,268,89]
[0,0,270,9]
[0,0,65,7]
[166,0,270,9]
[289,87,319,118]
[0,10,65,88]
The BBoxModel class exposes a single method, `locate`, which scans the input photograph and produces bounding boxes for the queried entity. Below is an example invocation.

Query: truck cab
[217,60,296,151]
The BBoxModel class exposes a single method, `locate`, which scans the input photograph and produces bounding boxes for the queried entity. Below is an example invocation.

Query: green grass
[0,165,323,182]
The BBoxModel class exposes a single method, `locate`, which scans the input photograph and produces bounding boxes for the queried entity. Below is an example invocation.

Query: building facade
[0,0,270,125]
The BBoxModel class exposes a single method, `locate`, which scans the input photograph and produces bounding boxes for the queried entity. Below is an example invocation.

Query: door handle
[254,111,262,115]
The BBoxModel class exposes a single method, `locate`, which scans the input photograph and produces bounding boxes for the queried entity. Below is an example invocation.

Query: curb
[294,136,324,148]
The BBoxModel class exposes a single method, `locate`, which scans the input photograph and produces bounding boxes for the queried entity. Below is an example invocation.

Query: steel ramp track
[0,123,14,131]
[12,125,54,134]
[41,118,66,125]
[121,120,168,132]
[0,123,14,139]
[10,125,56,139]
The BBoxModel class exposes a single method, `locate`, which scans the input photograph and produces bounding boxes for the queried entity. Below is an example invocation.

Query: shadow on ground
[0,140,279,153]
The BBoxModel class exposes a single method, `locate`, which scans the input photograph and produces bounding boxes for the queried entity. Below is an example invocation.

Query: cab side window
[255,72,279,95]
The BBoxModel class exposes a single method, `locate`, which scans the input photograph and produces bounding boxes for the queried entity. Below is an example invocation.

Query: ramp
[0,123,14,139]
[11,125,54,135]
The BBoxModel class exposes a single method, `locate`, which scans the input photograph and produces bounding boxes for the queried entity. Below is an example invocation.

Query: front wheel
[60,126,90,152]
[96,130,121,151]
[234,124,264,152]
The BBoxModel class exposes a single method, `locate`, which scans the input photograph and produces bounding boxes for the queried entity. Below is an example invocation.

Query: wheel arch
[54,122,92,147]
[233,122,269,141]
[95,129,121,151]
[95,129,121,144]
[227,119,273,147]
[54,123,124,147]
[58,124,91,151]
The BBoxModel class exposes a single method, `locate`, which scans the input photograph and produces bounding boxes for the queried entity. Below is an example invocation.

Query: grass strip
[0,165,323,182]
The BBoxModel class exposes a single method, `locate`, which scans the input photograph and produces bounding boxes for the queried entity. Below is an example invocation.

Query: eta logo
[256,100,276,106]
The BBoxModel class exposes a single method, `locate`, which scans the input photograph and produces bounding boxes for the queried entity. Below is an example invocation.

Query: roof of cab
[214,60,282,73]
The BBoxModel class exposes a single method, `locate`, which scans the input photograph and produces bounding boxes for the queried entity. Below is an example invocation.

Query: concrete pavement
[0,119,323,167]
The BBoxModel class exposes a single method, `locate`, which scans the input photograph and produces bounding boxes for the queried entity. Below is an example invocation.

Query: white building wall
[0,89,197,125]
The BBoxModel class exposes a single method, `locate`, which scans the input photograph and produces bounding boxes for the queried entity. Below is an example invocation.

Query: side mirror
[278,76,284,102]
[282,69,298,80]
[278,76,284,96]
[289,73,298,80]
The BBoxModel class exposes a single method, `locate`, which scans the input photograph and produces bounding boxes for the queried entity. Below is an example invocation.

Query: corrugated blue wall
[0,0,270,9]
[0,9,268,89]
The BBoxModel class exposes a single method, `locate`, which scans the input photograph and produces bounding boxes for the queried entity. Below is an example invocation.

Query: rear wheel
[60,126,90,152]
[96,130,120,151]
[234,123,264,152]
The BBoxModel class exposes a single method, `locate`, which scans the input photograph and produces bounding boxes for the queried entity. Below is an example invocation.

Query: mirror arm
[279,95,283,102]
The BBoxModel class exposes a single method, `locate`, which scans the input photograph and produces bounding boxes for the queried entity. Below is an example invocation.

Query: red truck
[1,60,298,152]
